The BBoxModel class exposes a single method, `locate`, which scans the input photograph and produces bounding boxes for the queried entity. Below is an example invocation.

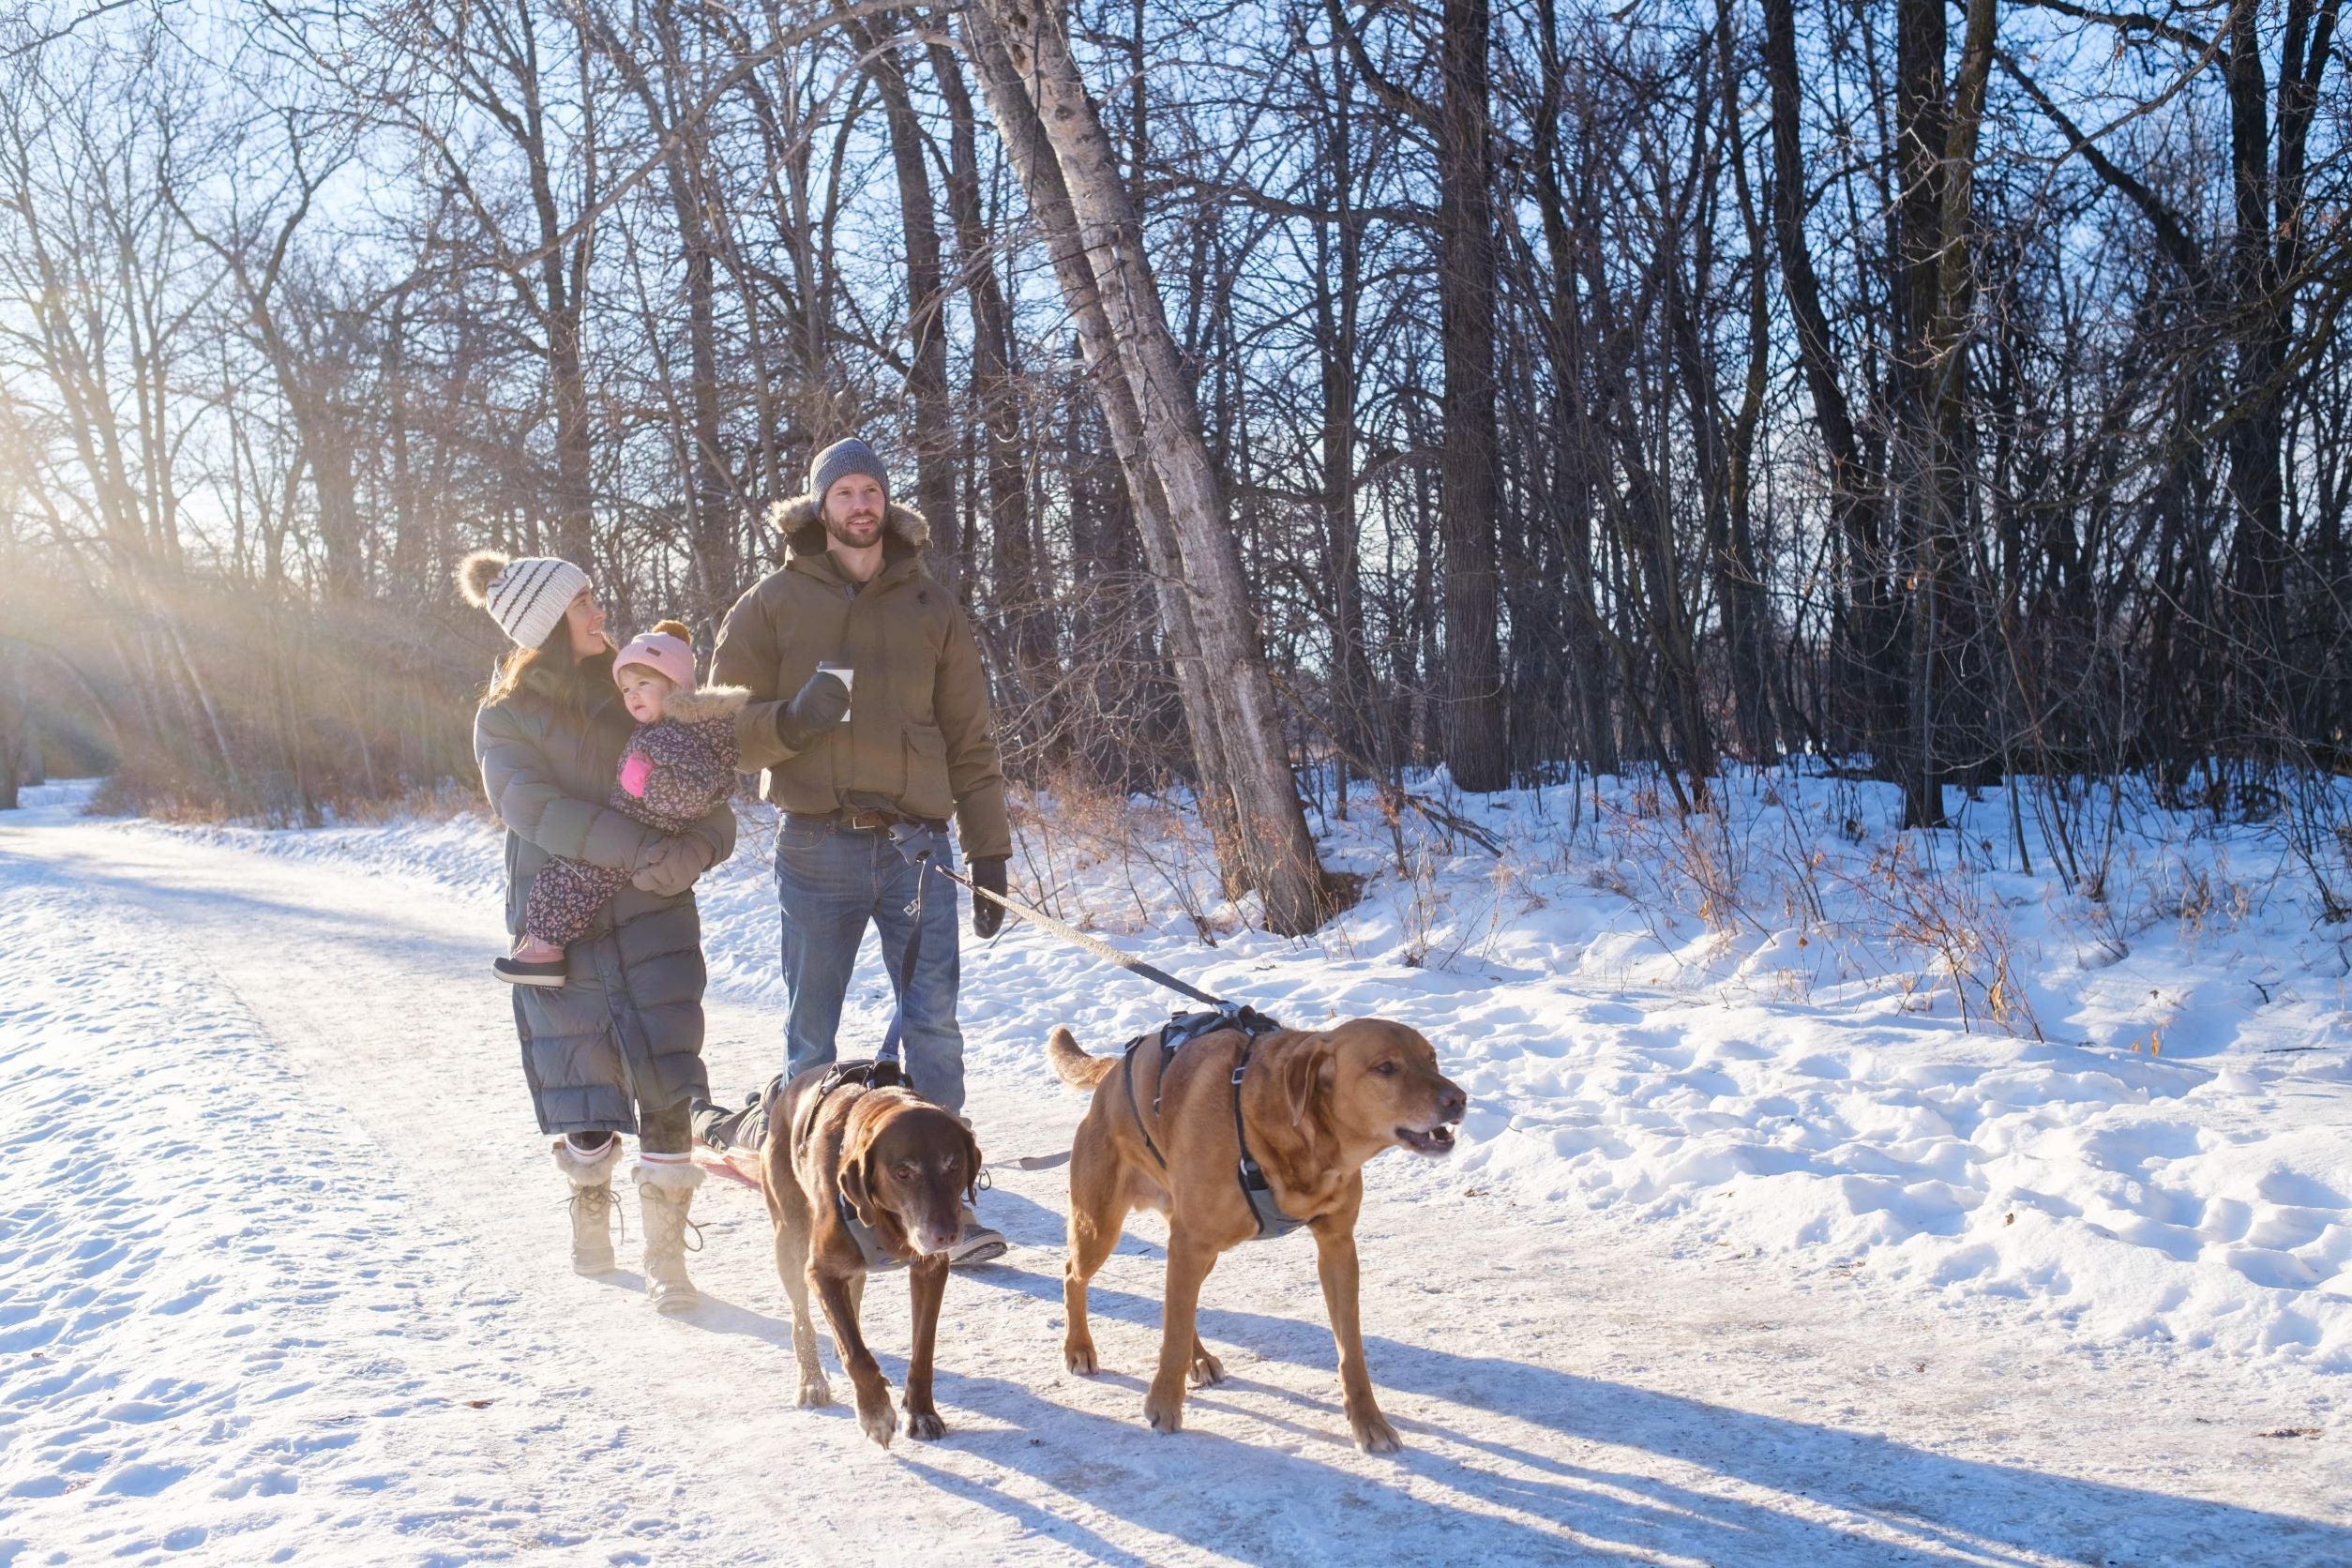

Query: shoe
[692,1086,772,1153]
[947,1203,1007,1268]
[496,956,567,987]
[636,1160,705,1313]
[552,1137,622,1274]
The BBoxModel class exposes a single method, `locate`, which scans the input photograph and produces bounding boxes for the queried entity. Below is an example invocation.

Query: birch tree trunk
[968,0,1330,932]
[962,11,1246,892]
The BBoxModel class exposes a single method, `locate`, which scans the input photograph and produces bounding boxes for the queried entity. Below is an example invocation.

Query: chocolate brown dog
[761,1063,982,1448]
[1047,1017,1466,1453]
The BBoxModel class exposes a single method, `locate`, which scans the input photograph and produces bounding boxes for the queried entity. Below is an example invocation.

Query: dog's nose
[1437,1082,1468,1122]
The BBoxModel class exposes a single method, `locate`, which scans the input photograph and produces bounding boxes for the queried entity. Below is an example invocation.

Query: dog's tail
[1047,1026,1119,1092]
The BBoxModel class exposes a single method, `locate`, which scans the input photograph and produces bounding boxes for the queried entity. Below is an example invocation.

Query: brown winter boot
[634,1158,704,1314]
[552,1137,623,1275]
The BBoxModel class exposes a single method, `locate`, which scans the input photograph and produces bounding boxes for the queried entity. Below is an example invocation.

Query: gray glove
[632,834,716,897]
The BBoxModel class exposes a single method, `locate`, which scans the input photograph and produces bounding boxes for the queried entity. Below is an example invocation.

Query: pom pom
[649,619,693,641]
[456,550,508,608]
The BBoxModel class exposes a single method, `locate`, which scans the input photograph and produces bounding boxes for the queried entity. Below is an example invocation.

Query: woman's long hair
[458,551,611,712]
[483,618,615,713]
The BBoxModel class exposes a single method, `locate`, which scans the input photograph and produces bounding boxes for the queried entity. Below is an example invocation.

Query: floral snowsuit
[522,686,746,948]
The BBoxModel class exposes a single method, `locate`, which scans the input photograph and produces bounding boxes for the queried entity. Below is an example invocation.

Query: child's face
[617,667,672,724]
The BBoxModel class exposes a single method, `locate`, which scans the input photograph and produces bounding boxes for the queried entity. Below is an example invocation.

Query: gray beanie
[808,437,889,505]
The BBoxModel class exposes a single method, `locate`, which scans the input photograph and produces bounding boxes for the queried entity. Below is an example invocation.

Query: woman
[460,550,734,1313]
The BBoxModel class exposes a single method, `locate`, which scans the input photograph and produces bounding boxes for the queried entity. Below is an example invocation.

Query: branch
[1,0,145,60]
[2011,0,2214,54]
[1322,0,1437,134]
[1998,48,2205,281]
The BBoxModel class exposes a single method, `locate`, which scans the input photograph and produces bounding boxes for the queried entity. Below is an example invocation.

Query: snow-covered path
[3,800,2347,1565]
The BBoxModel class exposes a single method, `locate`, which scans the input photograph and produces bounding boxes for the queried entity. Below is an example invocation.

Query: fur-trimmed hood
[660,684,749,726]
[767,494,930,559]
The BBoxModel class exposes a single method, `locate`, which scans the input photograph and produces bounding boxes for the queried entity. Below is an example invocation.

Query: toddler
[497,622,745,985]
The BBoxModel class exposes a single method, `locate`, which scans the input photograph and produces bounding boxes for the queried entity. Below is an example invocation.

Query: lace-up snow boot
[552,1136,623,1274]
[635,1157,705,1314]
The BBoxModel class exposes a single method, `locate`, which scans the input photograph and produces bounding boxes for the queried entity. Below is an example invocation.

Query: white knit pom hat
[457,550,591,649]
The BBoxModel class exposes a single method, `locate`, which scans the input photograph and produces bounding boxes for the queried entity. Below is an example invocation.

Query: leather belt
[787,808,946,834]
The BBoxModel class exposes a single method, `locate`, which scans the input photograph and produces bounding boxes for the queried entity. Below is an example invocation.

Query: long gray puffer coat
[474,648,737,1137]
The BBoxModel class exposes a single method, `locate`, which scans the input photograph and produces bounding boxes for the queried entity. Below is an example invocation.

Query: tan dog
[1047,1017,1466,1453]
[761,1064,982,1448]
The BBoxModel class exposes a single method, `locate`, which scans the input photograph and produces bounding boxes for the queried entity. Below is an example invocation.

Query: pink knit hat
[611,630,698,693]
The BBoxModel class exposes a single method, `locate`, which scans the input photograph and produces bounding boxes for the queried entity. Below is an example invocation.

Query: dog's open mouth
[1395,1123,1458,1156]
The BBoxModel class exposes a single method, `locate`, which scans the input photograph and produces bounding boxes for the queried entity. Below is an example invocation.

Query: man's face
[822,473,886,550]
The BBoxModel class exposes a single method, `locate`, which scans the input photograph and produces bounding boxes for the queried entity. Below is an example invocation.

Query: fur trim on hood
[768,494,930,558]
[660,684,749,725]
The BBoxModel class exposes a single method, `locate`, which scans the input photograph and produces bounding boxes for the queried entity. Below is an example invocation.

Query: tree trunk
[928,38,1049,691]
[1434,0,1507,792]
[863,31,961,592]
[0,639,23,808]
[2223,0,2288,742]
[1762,0,1895,771]
[972,0,1330,933]
[1712,0,1781,761]
[962,12,1245,883]
[1316,25,1380,787]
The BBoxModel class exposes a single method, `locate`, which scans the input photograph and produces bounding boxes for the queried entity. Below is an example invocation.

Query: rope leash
[863,821,1276,1184]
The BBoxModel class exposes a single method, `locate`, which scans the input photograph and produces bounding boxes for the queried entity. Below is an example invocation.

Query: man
[699,436,1013,1262]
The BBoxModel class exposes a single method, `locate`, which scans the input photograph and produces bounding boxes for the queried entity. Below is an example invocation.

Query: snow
[4,770,2349,1563]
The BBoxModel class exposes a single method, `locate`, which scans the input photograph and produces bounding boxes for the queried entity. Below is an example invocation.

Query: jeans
[775,817,966,1114]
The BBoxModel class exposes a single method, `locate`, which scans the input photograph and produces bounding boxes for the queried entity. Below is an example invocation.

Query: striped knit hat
[456,550,591,649]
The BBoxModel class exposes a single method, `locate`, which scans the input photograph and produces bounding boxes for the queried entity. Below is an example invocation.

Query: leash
[921,851,1233,1013]
[871,821,1290,1215]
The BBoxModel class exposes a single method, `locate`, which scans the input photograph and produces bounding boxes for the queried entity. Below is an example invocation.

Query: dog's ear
[1279,1033,1334,1128]
[837,1122,885,1229]
[955,1119,984,1205]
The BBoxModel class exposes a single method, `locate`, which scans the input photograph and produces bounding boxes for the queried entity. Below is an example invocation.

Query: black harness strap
[1229,1035,1309,1240]
[790,1059,912,1274]
[1113,1008,1302,1240]
[1121,1037,1171,1170]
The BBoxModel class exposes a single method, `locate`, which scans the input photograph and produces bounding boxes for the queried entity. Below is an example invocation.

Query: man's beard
[824,510,883,549]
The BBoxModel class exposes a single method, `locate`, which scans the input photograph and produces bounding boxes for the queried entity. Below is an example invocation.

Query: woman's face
[563,588,608,658]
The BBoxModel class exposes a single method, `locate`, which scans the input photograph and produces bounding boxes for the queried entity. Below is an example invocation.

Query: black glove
[773,671,851,751]
[971,855,1008,939]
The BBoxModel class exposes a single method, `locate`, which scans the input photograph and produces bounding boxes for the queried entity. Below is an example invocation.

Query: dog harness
[785,1059,912,1274]
[1120,1008,1307,1240]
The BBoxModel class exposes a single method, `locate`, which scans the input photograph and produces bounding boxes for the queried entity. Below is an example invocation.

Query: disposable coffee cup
[818,661,853,720]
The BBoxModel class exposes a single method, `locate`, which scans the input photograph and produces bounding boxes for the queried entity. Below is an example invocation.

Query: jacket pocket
[901,724,952,820]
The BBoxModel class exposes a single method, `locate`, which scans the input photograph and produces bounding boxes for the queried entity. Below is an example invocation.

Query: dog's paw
[1350,1410,1403,1455]
[1063,1337,1099,1376]
[796,1375,832,1409]
[903,1406,946,1441]
[858,1396,897,1450]
[1142,1386,1185,1436]
[1188,1349,1226,1388]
